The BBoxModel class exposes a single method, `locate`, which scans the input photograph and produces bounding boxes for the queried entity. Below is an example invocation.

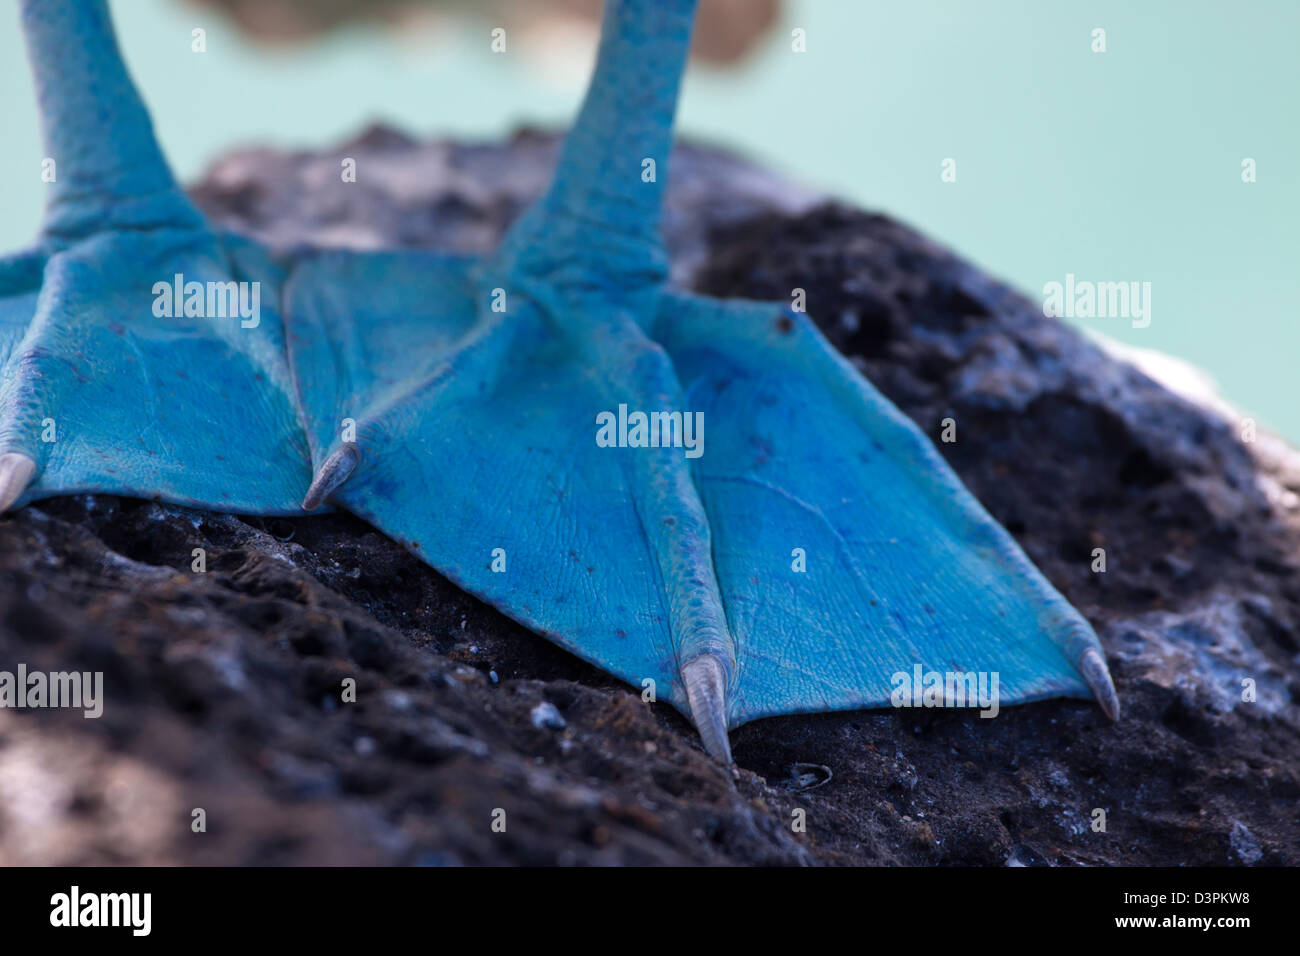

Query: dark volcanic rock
[1,128,1296,865]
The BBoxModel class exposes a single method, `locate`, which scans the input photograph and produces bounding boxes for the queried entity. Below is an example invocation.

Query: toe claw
[1079,646,1120,720]
[301,444,361,511]
[682,653,733,763]
[0,453,36,513]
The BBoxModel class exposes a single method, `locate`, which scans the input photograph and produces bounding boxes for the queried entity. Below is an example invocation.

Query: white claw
[0,452,36,513]
[1079,645,1120,720]
[301,444,361,511]
[682,653,733,763]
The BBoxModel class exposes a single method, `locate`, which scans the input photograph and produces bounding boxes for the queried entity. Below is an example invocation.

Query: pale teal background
[2,1,1296,436]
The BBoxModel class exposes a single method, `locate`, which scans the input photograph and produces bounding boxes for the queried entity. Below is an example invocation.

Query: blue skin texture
[0,0,1117,761]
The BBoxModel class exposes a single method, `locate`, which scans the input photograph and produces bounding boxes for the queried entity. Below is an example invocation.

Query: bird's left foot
[284,247,1119,765]
[280,0,1120,761]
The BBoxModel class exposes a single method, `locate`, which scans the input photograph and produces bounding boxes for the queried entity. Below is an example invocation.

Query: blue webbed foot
[283,258,1118,763]
[0,0,310,514]
[283,0,1118,762]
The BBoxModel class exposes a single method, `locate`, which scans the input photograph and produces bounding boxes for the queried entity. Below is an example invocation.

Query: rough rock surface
[1,128,1296,865]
